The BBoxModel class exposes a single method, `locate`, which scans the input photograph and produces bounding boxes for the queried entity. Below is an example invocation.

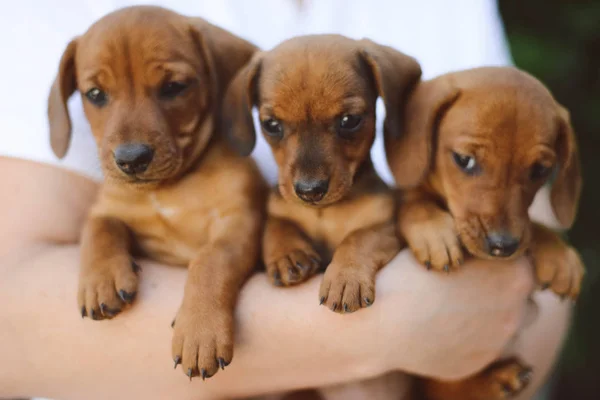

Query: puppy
[223,35,420,312]
[47,6,265,380]
[385,67,585,399]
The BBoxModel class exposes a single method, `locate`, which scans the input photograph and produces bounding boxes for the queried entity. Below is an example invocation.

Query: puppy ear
[48,38,78,159]
[550,106,582,228]
[385,77,460,188]
[221,52,262,156]
[359,39,422,138]
[189,18,258,100]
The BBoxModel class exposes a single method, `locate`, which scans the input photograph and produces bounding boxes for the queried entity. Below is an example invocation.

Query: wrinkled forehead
[443,88,559,151]
[76,12,199,76]
[258,47,373,121]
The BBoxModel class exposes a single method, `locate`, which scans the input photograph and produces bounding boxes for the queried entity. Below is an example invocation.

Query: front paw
[402,211,463,272]
[265,248,321,287]
[531,242,585,300]
[78,255,140,320]
[319,263,375,314]
[171,305,233,380]
[478,358,533,399]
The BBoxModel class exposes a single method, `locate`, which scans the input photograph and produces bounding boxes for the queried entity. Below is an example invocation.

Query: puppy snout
[294,179,329,203]
[114,143,154,175]
[485,232,520,258]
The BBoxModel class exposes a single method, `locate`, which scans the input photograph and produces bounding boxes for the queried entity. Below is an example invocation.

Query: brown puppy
[223,35,420,312]
[47,6,265,380]
[385,67,584,399]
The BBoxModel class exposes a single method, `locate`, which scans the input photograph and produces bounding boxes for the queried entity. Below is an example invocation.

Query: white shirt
[0,0,512,185]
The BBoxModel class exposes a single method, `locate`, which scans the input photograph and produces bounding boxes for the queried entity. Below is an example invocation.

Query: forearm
[1,245,536,400]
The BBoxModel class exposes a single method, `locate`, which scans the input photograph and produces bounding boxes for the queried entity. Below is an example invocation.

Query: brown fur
[385,67,585,399]
[222,34,421,312]
[47,6,266,379]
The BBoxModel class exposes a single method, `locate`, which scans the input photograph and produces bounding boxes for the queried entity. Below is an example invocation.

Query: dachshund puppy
[385,67,584,399]
[47,6,265,380]
[223,35,421,312]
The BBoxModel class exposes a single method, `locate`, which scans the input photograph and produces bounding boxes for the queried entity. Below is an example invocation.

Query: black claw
[187,368,193,381]
[81,306,87,319]
[174,356,181,369]
[331,302,337,311]
[443,265,450,273]
[519,367,533,384]
[218,357,227,370]
[288,266,298,280]
[310,256,321,265]
[201,368,207,381]
[118,289,136,304]
[425,261,432,270]
[171,319,176,328]
[273,271,283,287]
[90,308,99,320]
[343,303,349,313]
[296,261,308,272]
[541,282,550,290]
[501,384,513,395]
[131,260,141,275]
[99,303,120,317]
[364,297,372,307]
[319,296,325,305]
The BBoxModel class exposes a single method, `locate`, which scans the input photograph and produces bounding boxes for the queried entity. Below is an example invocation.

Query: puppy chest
[122,194,219,265]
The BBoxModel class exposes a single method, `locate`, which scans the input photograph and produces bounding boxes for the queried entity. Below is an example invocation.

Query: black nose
[486,232,520,257]
[114,143,154,175]
[294,179,329,203]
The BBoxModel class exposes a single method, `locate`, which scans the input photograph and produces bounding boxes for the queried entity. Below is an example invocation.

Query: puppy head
[387,67,581,259]
[48,6,257,185]
[222,35,421,206]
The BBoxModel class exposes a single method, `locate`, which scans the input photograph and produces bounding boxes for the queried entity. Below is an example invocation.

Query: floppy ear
[48,38,78,159]
[359,39,422,139]
[550,106,582,228]
[189,18,258,101]
[220,52,262,156]
[384,76,460,188]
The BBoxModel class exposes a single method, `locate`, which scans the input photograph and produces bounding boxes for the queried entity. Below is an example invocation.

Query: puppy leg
[172,212,261,380]
[263,216,321,287]
[78,216,138,320]
[528,222,585,300]
[417,358,532,400]
[320,222,399,313]
[398,189,463,272]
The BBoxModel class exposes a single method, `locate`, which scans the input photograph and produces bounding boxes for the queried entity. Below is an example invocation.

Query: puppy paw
[319,263,375,313]
[479,358,533,399]
[531,242,585,300]
[265,248,321,287]
[402,210,463,272]
[77,255,140,320]
[171,305,233,380]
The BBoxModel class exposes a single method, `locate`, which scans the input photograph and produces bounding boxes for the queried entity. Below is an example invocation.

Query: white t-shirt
[0,0,511,185]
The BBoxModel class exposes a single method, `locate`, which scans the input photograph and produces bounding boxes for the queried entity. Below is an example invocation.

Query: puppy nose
[486,232,520,257]
[114,143,154,175]
[294,179,329,203]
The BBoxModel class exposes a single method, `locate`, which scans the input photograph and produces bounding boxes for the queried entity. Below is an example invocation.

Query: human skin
[0,157,571,400]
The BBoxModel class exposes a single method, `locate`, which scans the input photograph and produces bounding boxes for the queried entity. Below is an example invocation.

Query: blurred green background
[499,1,599,399]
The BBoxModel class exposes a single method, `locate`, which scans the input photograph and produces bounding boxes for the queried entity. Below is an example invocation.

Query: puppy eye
[261,118,283,138]
[337,114,364,137]
[530,162,552,181]
[159,81,188,99]
[452,152,479,175]
[85,88,108,107]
